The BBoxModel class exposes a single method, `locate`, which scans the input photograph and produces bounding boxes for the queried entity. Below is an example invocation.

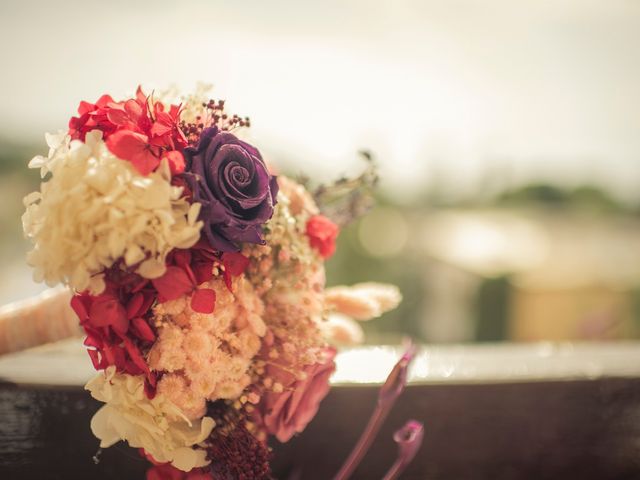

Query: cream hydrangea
[22,130,203,293]
[86,367,215,472]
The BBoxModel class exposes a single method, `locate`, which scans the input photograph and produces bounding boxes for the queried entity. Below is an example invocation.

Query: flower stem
[333,341,417,480]
[382,459,403,480]
[382,420,425,480]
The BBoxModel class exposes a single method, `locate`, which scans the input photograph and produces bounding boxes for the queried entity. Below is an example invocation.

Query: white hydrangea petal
[22,191,41,206]
[124,245,145,266]
[90,405,121,448]
[138,258,166,279]
[28,155,47,170]
[22,135,203,292]
[172,447,209,472]
[88,274,106,295]
[187,203,201,225]
[85,368,214,472]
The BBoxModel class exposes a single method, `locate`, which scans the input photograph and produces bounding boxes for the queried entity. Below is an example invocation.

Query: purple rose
[183,127,278,251]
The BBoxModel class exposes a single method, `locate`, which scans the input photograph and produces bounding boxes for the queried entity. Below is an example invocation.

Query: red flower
[163,150,185,176]
[306,215,339,259]
[151,102,188,149]
[68,86,187,176]
[190,288,216,314]
[106,130,160,176]
[68,94,119,141]
[71,267,158,395]
[221,252,250,290]
[152,266,195,303]
[152,244,249,307]
[71,241,251,398]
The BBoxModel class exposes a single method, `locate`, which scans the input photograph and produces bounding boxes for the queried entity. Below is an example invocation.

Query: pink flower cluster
[256,345,336,442]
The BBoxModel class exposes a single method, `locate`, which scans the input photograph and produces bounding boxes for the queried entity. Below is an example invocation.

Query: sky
[1,0,640,201]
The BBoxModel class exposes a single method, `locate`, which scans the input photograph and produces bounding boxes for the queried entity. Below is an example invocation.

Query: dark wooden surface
[2,378,640,479]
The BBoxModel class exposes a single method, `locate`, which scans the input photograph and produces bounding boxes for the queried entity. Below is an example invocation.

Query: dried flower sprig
[179,98,250,146]
[310,150,379,227]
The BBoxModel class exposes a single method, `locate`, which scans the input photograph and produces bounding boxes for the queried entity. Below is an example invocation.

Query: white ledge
[1,339,640,387]
[334,342,640,385]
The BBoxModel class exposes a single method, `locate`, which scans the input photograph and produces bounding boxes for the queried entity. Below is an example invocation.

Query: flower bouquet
[17,85,420,479]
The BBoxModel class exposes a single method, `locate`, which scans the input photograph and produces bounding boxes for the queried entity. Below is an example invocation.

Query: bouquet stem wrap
[0,288,80,355]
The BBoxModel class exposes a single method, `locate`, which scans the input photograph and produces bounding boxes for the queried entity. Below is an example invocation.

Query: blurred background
[1,0,640,344]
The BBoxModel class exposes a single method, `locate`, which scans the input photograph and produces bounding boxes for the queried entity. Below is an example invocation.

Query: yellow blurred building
[418,209,640,342]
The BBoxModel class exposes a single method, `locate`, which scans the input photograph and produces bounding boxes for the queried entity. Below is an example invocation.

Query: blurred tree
[495,182,624,213]
[474,275,512,342]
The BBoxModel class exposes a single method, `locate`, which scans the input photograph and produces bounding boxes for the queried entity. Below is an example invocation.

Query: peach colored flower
[256,347,336,442]
[324,282,402,321]
[148,275,265,417]
[318,313,364,346]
